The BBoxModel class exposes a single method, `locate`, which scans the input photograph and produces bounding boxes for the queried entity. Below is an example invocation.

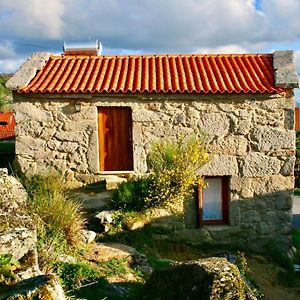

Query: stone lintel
[273,50,299,89]
[6,52,51,91]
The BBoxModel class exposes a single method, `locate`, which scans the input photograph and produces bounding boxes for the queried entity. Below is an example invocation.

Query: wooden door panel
[98,107,133,171]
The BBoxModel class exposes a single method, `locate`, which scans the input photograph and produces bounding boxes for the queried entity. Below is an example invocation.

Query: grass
[52,261,100,292]
[53,258,145,299]
[20,174,86,267]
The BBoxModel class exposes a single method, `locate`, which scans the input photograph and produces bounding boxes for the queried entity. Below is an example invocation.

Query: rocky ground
[1,170,300,299]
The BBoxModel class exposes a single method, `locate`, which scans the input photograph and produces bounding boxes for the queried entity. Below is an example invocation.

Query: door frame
[196,176,229,227]
[97,106,134,172]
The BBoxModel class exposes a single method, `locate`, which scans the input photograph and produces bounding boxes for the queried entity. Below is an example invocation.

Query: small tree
[146,133,210,212]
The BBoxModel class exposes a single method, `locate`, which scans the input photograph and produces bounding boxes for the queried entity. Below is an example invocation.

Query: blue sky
[0,0,300,101]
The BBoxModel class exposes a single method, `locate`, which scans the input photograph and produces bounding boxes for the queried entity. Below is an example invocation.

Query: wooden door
[98,107,133,171]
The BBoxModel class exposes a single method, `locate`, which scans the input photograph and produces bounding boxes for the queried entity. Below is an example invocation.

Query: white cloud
[195,44,248,54]
[0,0,299,61]
[0,58,24,73]
[0,40,16,59]
[60,0,268,52]
[0,0,64,39]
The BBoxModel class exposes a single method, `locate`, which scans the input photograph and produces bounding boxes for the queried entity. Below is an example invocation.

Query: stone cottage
[6,50,298,252]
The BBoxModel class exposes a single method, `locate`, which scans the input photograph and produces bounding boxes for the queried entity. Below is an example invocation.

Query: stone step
[105,175,127,190]
[75,190,112,210]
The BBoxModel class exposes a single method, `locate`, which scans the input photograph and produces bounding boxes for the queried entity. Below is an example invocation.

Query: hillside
[0,74,12,112]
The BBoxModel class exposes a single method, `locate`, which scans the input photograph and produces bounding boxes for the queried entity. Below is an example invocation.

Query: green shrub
[146,134,210,211]
[21,174,85,265]
[0,75,12,112]
[111,177,153,212]
[108,133,210,223]
[97,258,128,277]
[52,262,99,291]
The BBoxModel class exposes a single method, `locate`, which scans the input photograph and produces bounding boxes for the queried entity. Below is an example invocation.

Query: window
[196,177,229,226]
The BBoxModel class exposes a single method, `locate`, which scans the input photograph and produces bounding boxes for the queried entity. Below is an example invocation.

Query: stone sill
[203,225,240,235]
[97,171,134,175]
[203,225,234,231]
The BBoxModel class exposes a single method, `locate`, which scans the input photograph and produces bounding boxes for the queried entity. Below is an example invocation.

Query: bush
[21,174,85,264]
[109,133,210,221]
[146,134,210,211]
[111,177,153,212]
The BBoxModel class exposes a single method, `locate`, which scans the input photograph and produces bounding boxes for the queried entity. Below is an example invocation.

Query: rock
[14,102,53,123]
[56,254,77,264]
[0,227,37,262]
[0,168,27,211]
[126,221,145,230]
[105,176,127,190]
[241,153,282,177]
[198,112,230,136]
[140,257,256,300]
[250,126,294,152]
[209,135,248,156]
[273,50,299,88]
[84,243,152,274]
[199,155,238,176]
[95,210,114,232]
[81,229,96,243]
[6,52,51,90]
[0,171,41,283]
[0,274,65,300]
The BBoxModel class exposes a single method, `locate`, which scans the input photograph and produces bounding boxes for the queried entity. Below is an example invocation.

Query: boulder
[140,257,256,300]
[84,242,152,275]
[0,274,65,300]
[94,210,114,232]
[80,229,96,243]
[0,169,40,280]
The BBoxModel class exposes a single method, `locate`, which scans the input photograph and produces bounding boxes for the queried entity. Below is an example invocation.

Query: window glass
[203,178,222,221]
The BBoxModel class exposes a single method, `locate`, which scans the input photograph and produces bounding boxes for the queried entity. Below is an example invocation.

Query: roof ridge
[50,53,273,59]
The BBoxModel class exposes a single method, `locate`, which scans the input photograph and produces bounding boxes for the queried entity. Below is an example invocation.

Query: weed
[52,261,100,292]
[21,174,85,266]
[97,258,128,277]
[236,252,249,276]
[147,257,174,269]
[0,254,20,285]
[111,177,153,212]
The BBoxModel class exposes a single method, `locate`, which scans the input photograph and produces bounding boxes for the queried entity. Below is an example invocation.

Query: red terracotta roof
[0,112,16,140]
[19,54,284,94]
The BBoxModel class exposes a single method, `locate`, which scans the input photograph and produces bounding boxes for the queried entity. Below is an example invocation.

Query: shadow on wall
[0,138,15,174]
[93,189,294,255]
[0,154,15,174]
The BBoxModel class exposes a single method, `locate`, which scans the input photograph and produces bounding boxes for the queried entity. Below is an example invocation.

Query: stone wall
[13,91,295,252]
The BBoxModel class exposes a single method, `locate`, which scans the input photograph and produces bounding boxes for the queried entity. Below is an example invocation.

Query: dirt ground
[248,256,300,300]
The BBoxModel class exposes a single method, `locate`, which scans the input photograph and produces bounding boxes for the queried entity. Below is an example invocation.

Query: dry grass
[21,174,85,265]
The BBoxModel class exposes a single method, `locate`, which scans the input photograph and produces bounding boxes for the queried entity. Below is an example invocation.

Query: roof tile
[19,54,284,94]
[0,112,16,140]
